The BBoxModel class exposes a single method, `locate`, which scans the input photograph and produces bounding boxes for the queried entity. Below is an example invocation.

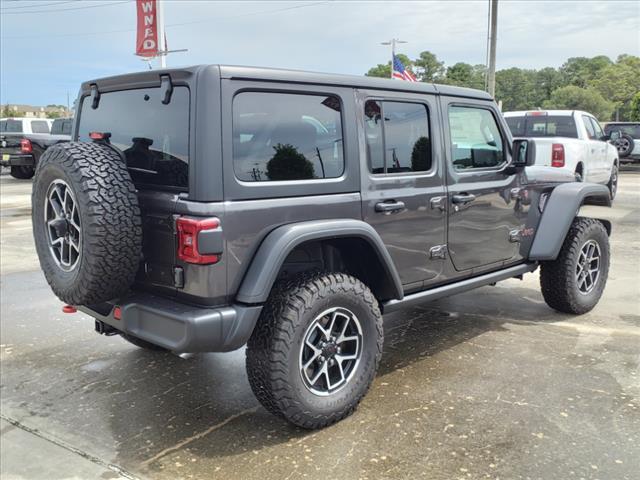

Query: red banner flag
[136,0,159,57]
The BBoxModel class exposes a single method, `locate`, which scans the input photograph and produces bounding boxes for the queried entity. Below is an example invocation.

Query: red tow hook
[62,305,77,314]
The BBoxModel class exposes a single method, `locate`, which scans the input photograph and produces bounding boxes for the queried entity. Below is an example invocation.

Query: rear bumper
[78,292,262,353]
[1,154,35,167]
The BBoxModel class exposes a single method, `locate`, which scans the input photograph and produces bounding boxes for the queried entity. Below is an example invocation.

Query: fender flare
[528,182,611,261]
[235,219,403,304]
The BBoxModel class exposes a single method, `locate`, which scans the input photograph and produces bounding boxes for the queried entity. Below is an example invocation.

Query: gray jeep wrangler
[31,65,613,429]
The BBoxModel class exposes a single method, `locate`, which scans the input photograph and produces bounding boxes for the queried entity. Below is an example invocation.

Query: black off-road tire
[32,142,142,305]
[540,218,610,314]
[246,272,383,429]
[607,162,618,200]
[615,134,634,158]
[10,165,35,179]
[121,334,169,351]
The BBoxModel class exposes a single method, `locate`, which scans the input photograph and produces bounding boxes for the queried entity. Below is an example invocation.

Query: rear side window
[448,106,505,171]
[364,100,432,174]
[232,92,344,182]
[78,86,190,190]
[1,119,23,132]
[31,120,50,134]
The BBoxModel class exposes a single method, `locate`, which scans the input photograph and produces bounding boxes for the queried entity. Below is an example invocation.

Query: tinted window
[31,120,50,134]
[233,92,344,182]
[51,119,72,135]
[1,119,23,132]
[506,115,578,138]
[449,106,504,171]
[365,100,431,174]
[78,87,190,190]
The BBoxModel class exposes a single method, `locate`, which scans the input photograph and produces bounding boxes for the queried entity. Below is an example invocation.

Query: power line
[1,1,80,10]
[2,1,331,39]
[1,0,128,14]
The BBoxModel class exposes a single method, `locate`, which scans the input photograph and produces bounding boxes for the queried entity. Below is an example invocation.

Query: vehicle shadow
[101,281,574,473]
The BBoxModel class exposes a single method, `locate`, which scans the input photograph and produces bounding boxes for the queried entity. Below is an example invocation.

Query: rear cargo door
[76,85,191,295]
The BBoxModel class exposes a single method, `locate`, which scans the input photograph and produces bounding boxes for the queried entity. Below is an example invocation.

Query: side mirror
[511,139,534,167]
[609,130,621,141]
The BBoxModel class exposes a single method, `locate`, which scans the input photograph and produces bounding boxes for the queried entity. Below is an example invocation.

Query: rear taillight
[176,217,221,265]
[20,139,32,154]
[551,143,565,167]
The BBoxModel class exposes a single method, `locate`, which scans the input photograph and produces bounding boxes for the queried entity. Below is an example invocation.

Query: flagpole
[157,0,166,68]
[380,38,407,80]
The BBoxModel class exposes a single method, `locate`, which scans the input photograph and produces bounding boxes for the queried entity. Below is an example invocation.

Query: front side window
[233,92,344,182]
[448,106,504,171]
[31,120,50,134]
[589,117,604,139]
[364,100,431,174]
[582,115,597,139]
[78,86,190,190]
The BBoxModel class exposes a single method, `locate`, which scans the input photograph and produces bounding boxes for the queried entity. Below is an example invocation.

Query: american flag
[392,55,417,82]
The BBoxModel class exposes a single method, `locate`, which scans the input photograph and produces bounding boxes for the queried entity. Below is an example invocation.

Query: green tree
[266,144,314,181]
[495,68,537,111]
[560,56,612,88]
[543,85,614,120]
[532,67,566,106]
[588,55,640,120]
[411,136,431,171]
[46,111,62,119]
[443,63,485,90]
[365,53,414,79]
[413,51,445,82]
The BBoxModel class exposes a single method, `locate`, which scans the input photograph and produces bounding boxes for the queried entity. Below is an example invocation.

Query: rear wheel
[246,272,383,429]
[614,134,634,158]
[540,218,609,314]
[10,165,35,179]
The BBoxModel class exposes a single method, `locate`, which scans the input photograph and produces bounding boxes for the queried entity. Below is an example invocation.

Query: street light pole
[487,0,499,98]
[380,38,407,79]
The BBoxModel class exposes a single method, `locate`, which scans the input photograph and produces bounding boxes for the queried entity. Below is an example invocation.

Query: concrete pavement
[1,169,638,479]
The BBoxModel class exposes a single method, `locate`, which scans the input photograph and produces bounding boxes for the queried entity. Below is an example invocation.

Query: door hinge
[430,196,447,212]
[509,229,521,243]
[429,244,448,259]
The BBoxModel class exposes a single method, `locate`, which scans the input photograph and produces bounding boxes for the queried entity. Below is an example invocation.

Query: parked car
[504,110,619,199]
[1,118,70,179]
[603,122,640,162]
[0,117,52,134]
[31,65,613,429]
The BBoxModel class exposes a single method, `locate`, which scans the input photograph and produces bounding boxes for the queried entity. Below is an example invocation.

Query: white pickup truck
[504,110,619,199]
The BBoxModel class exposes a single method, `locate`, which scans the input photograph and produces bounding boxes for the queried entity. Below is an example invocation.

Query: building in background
[1,104,72,119]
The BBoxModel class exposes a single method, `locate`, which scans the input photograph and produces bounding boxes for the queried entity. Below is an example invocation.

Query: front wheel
[540,218,610,314]
[246,272,383,429]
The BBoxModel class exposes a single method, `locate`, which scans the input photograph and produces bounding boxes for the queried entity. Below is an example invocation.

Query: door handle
[452,193,476,204]
[375,200,405,213]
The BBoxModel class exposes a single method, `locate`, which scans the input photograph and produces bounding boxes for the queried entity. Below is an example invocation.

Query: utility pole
[380,38,407,79]
[487,0,499,98]
[157,0,166,68]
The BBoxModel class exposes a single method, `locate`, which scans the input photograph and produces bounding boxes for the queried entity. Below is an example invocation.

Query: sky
[1,0,639,106]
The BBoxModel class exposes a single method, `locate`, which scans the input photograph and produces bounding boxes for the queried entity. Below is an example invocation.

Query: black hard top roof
[81,64,493,101]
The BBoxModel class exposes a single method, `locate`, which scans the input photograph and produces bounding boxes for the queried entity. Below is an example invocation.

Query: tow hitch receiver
[95,320,119,336]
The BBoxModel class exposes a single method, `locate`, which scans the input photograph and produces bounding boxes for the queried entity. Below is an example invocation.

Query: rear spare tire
[32,142,142,305]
